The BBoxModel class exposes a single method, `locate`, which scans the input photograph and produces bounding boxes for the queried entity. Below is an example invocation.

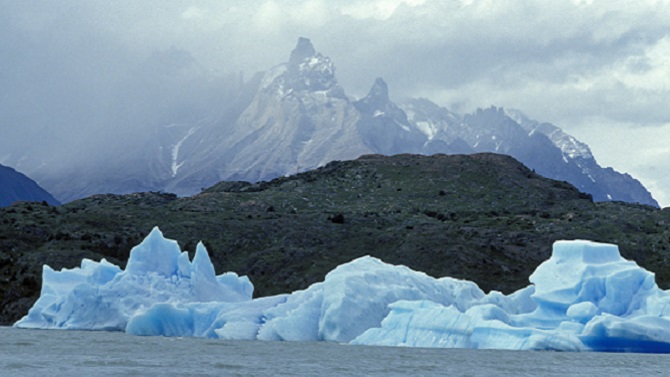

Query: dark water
[1,327,668,376]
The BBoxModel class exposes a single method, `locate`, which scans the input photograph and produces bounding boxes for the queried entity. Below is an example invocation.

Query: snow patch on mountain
[171,127,198,177]
[414,121,437,140]
[19,37,657,208]
[505,109,593,161]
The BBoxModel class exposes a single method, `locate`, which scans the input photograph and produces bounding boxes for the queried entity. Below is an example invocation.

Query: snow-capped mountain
[161,37,370,196]
[15,38,658,207]
[504,109,655,205]
[398,102,656,206]
[0,164,60,207]
[401,98,473,155]
[505,109,593,161]
[354,78,426,155]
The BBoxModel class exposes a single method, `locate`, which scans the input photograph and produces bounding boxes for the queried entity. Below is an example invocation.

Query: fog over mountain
[1,1,669,206]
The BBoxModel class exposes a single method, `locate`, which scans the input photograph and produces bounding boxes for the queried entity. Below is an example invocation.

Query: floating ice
[14,227,253,331]
[14,228,670,353]
[257,256,487,343]
[353,240,670,352]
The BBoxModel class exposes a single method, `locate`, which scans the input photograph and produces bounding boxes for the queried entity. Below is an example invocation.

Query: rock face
[354,78,426,155]
[0,164,60,207]
[10,38,658,207]
[171,38,370,190]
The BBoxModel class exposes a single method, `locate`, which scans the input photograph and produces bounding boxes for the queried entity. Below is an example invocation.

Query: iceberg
[14,227,670,353]
[15,227,253,331]
[353,240,670,352]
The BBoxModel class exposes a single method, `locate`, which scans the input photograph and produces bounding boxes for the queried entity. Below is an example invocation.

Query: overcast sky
[1,0,669,206]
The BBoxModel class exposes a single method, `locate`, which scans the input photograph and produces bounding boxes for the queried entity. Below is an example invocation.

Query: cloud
[340,0,427,20]
[1,0,669,204]
[181,6,206,20]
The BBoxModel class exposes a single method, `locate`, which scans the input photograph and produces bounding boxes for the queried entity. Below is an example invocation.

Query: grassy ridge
[1,153,669,325]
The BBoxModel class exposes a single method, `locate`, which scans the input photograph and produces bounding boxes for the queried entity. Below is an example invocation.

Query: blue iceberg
[14,227,670,353]
[15,227,253,331]
[353,240,670,352]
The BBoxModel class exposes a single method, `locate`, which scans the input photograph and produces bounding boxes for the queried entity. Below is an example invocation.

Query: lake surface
[1,326,668,376]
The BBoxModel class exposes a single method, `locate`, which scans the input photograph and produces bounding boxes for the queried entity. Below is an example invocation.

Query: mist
[1,0,669,206]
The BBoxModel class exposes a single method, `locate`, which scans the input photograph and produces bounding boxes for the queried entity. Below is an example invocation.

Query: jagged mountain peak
[399,98,461,141]
[353,78,425,155]
[367,78,389,102]
[472,106,506,118]
[355,77,393,113]
[401,97,460,124]
[26,36,659,209]
[464,106,521,132]
[267,37,339,94]
[288,37,317,68]
[504,109,594,161]
[259,38,343,98]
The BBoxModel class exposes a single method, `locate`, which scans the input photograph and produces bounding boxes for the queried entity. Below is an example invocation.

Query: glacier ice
[14,227,253,331]
[14,228,670,353]
[353,240,670,352]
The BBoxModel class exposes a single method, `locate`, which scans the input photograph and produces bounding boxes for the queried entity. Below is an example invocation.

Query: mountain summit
[19,37,659,207]
[288,37,316,67]
[355,78,425,155]
[366,78,390,102]
[273,37,341,95]
[355,78,392,112]
[160,38,368,190]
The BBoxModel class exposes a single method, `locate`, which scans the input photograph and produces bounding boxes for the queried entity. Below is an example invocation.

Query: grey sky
[1,0,669,206]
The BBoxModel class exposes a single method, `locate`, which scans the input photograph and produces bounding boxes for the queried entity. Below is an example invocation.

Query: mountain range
[3,38,658,207]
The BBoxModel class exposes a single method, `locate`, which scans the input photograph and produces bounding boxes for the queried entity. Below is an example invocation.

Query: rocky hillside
[0,164,60,207]
[1,153,668,325]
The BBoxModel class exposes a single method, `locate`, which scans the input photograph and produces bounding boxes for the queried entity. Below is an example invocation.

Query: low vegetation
[1,153,668,325]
